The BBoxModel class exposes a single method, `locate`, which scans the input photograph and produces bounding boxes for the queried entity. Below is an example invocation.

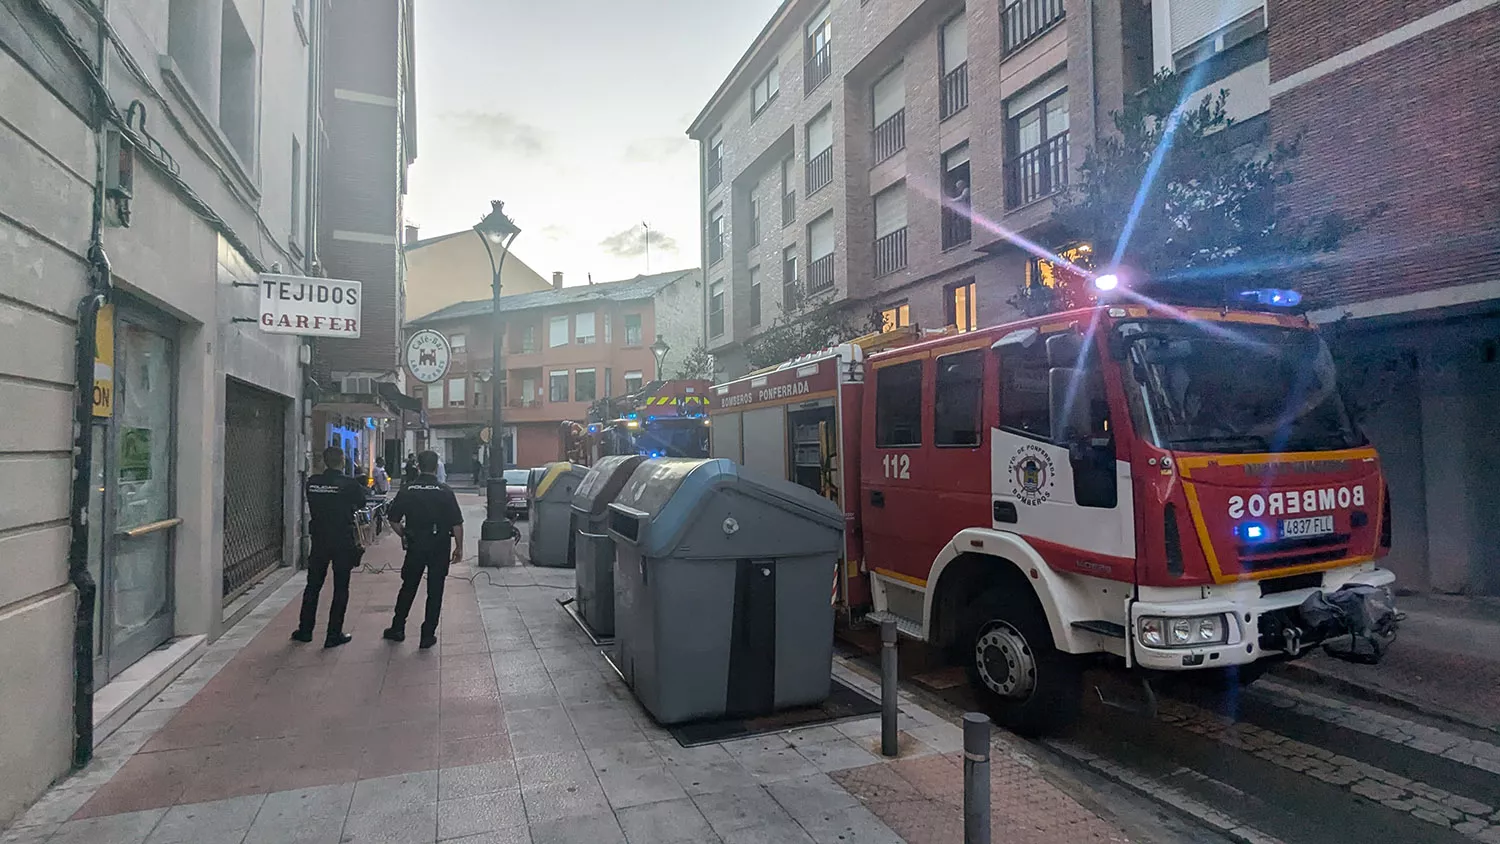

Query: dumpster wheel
[963,588,1081,736]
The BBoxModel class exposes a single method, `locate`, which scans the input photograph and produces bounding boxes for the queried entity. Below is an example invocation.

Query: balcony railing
[1006,132,1069,208]
[942,204,973,250]
[808,254,835,292]
[782,190,796,227]
[707,232,725,265]
[1003,0,1065,54]
[807,147,833,195]
[873,228,908,277]
[940,63,969,119]
[507,398,541,409]
[706,156,723,190]
[872,110,905,164]
[805,45,831,94]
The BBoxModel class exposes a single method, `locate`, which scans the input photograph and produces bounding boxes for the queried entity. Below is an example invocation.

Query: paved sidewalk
[3,499,1133,843]
[1275,593,1500,734]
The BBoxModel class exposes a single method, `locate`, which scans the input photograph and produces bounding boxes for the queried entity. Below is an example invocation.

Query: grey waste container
[528,462,589,568]
[571,455,646,638]
[607,458,845,725]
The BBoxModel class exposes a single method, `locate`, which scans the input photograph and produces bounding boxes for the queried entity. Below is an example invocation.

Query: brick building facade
[687,0,1152,376]
[402,270,705,471]
[1268,0,1500,595]
[307,0,420,479]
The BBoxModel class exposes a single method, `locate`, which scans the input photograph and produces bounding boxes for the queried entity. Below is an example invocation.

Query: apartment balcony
[872,110,906,165]
[782,190,796,227]
[1003,0,1066,55]
[873,228,908,278]
[805,45,831,95]
[940,63,969,120]
[501,397,561,424]
[807,148,833,196]
[942,204,973,250]
[706,156,723,191]
[808,254,835,293]
[1006,132,1069,208]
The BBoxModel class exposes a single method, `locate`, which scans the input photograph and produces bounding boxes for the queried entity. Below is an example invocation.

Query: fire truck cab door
[992,333,1136,580]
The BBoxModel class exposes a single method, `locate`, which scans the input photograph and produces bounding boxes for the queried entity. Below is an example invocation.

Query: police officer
[382,450,464,648]
[295,446,368,647]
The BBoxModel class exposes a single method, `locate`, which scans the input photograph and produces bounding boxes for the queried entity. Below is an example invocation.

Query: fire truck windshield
[1118,321,1363,454]
[633,418,710,459]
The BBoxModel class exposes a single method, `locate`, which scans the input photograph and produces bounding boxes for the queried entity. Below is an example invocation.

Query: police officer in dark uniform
[295,446,368,647]
[382,450,464,648]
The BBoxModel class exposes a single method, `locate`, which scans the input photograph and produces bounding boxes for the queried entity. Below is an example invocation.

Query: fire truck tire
[962,588,1082,736]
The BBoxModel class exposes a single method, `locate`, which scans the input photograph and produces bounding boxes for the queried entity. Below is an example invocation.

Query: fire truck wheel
[963,589,1082,736]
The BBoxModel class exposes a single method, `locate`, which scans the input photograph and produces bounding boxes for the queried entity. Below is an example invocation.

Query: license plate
[1281,515,1334,539]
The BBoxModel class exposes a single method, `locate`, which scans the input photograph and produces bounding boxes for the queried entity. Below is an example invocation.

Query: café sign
[258,273,362,338]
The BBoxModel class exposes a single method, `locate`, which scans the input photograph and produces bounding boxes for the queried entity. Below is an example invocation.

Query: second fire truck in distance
[562,379,712,466]
[708,275,1399,734]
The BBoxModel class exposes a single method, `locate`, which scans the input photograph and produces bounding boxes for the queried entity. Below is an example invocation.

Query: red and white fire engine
[709,276,1398,733]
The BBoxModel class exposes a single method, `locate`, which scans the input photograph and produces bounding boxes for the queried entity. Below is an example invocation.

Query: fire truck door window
[935,350,982,447]
[875,361,923,447]
[1070,368,1118,509]
[998,342,1051,439]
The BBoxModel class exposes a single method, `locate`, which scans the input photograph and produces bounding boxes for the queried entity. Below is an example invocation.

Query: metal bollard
[963,713,992,844]
[880,619,899,757]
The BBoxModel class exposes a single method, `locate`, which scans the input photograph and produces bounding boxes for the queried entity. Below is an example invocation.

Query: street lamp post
[474,201,520,552]
[650,335,671,382]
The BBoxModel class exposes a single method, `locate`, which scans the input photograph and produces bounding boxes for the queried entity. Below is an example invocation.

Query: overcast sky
[405,0,782,286]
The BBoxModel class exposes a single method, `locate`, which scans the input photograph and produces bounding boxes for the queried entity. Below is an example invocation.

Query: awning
[312,393,397,420]
[379,381,423,412]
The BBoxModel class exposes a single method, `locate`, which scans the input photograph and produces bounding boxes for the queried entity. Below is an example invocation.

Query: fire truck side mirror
[1048,367,1093,447]
[1045,332,1088,369]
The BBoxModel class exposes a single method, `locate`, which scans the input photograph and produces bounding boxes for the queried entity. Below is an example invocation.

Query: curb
[1272,661,1500,737]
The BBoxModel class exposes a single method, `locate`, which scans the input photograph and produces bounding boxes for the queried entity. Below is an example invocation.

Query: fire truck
[562,379,712,466]
[708,276,1398,734]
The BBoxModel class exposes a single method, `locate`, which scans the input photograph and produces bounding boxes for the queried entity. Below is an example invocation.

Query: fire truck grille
[1235,533,1352,572]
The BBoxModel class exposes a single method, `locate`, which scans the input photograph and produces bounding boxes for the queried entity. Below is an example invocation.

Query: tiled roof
[408,269,700,325]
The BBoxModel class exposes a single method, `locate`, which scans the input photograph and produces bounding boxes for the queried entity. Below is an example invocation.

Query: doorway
[89,305,179,683]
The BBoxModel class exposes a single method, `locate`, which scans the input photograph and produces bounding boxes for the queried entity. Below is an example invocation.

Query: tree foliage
[671,343,718,381]
[1048,69,1386,288]
[742,289,883,371]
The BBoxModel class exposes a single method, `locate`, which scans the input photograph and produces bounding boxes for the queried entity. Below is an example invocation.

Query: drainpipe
[68,0,113,768]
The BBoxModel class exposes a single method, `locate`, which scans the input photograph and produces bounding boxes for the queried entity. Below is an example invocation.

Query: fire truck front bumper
[1129,565,1398,672]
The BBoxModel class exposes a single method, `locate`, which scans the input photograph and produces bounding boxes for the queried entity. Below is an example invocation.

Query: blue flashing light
[1243,288,1303,308]
[1236,522,1269,542]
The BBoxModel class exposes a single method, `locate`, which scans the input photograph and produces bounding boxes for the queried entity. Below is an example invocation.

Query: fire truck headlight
[1170,618,1192,644]
[1139,617,1164,647]
[1139,614,1229,648]
[1094,273,1120,292]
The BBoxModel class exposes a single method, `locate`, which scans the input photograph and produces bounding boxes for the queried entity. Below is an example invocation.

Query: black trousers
[300,541,357,636]
[391,551,450,638]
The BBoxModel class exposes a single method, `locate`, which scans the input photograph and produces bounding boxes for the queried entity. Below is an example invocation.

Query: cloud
[539,224,571,240]
[623,136,693,164]
[600,225,679,259]
[443,111,549,155]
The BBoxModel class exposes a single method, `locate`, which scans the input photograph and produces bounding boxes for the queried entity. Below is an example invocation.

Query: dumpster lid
[614,458,844,530]
[536,462,588,499]
[572,454,646,516]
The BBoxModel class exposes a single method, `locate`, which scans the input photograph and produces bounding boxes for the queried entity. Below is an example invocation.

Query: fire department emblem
[1008,444,1055,506]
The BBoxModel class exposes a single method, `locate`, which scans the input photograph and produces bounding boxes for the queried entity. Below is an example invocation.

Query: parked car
[503,469,530,518]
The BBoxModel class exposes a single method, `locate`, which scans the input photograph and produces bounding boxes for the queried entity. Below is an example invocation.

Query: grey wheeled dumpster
[571,454,646,638]
[528,462,589,568]
[607,458,845,725]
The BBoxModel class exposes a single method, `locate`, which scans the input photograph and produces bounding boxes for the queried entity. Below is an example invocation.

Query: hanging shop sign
[405,329,452,384]
[93,303,115,418]
[258,273,363,338]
